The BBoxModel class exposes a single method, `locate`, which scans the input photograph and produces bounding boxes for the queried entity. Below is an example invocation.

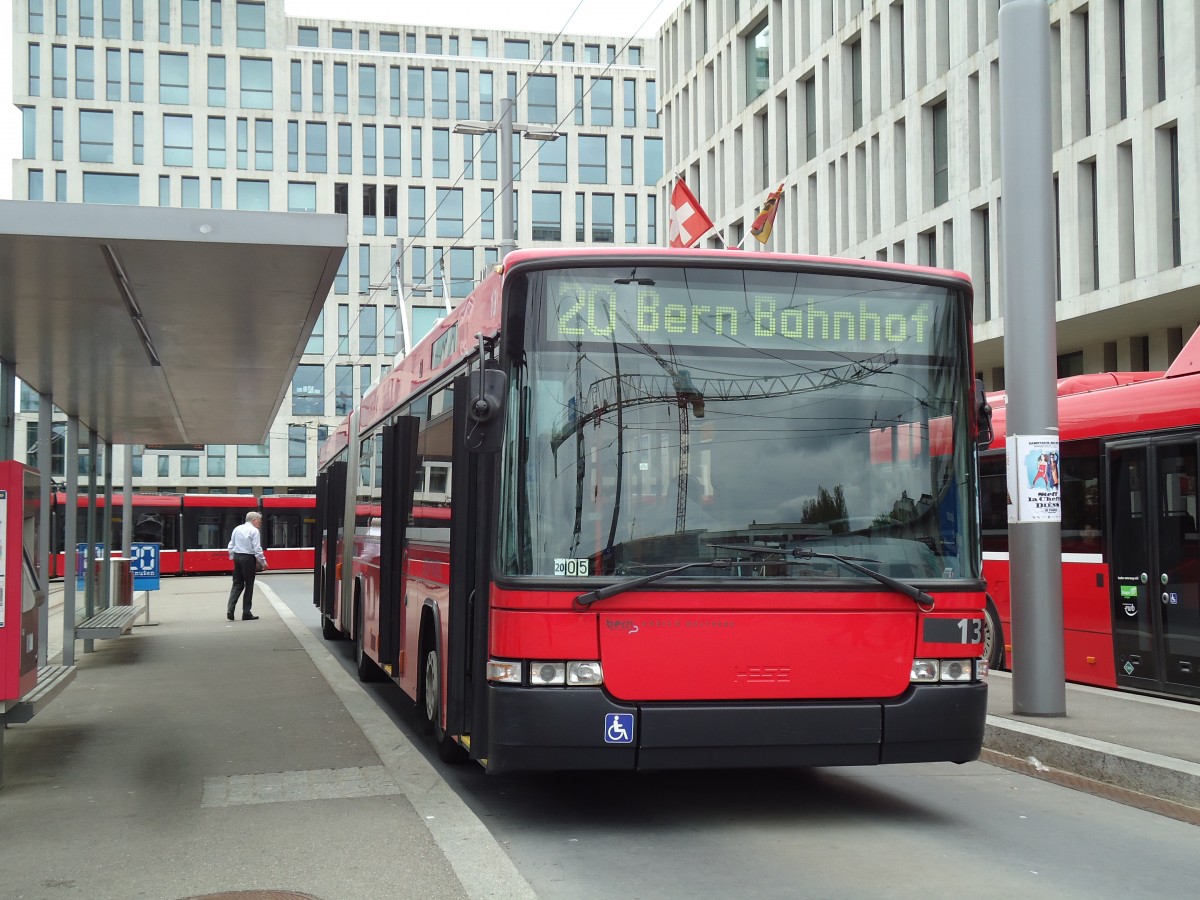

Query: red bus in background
[980,325,1200,701]
[316,247,991,772]
[50,493,316,576]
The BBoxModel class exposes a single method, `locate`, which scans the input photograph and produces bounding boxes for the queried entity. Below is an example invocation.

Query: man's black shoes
[242,614,260,621]
[227,612,234,621]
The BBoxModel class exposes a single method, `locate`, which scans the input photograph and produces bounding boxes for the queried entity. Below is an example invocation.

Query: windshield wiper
[706,542,935,610]
[574,559,733,608]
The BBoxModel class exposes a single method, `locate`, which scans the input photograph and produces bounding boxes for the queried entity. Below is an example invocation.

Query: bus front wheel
[423,644,467,764]
[984,596,1006,671]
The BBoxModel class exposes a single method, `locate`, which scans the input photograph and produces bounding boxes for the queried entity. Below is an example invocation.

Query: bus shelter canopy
[0,201,346,446]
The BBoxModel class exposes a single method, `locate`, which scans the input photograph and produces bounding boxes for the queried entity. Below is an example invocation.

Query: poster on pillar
[1006,435,1061,523]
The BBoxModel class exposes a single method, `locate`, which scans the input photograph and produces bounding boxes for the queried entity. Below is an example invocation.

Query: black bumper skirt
[482,681,987,773]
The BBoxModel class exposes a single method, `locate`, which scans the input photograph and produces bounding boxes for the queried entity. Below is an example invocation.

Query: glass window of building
[449,248,472,298]
[305,310,323,354]
[306,121,327,172]
[337,122,351,173]
[330,27,351,49]
[590,77,613,126]
[82,172,140,204]
[472,37,487,57]
[239,57,272,108]
[333,62,348,112]
[624,194,637,243]
[297,25,317,47]
[575,193,585,240]
[207,55,225,105]
[478,70,493,120]
[578,135,607,183]
[411,126,423,176]
[236,443,269,477]
[29,0,44,33]
[426,34,442,54]
[210,0,222,44]
[51,107,62,160]
[630,46,641,66]
[337,304,349,353]
[290,59,301,110]
[623,78,637,127]
[504,39,529,60]
[132,110,144,162]
[163,113,193,165]
[211,176,222,208]
[287,181,316,212]
[311,60,323,112]
[21,107,37,159]
[236,178,268,210]
[405,32,416,53]
[537,135,566,182]
[431,68,449,118]
[745,17,769,103]
[389,65,400,115]
[254,118,271,169]
[362,124,376,175]
[359,244,370,292]
[51,44,66,97]
[606,44,616,64]
[130,49,144,102]
[79,109,114,163]
[481,188,494,239]
[28,45,41,97]
[408,186,425,236]
[573,75,584,125]
[157,455,170,477]
[646,80,658,127]
[235,117,247,168]
[362,183,376,234]
[159,174,171,205]
[207,116,225,166]
[335,365,353,415]
[182,0,199,43]
[432,127,449,178]
[75,47,95,99]
[359,305,377,354]
[646,193,656,243]
[286,119,298,170]
[532,191,561,241]
[158,0,170,41]
[643,136,663,186]
[235,1,266,48]
[528,74,557,124]
[620,135,633,185]
[182,175,200,207]
[28,170,44,201]
[407,67,424,117]
[931,100,949,206]
[584,44,600,63]
[435,187,462,237]
[410,306,440,343]
[334,253,348,293]
[455,69,469,118]
[207,445,226,477]
[593,193,614,242]
[359,64,376,115]
[480,131,495,180]
[380,31,399,52]
[384,184,398,236]
[384,125,400,175]
[106,48,120,100]
[288,426,307,477]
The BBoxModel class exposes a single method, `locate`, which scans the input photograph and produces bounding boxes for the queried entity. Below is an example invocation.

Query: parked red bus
[980,325,1200,701]
[51,492,316,576]
[316,247,991,772]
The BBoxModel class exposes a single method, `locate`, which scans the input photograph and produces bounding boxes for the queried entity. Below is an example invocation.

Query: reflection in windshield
[497,266,978,584]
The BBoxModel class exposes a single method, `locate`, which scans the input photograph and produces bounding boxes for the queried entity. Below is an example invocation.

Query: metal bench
[75,605,144,640]
[1,665,78,725]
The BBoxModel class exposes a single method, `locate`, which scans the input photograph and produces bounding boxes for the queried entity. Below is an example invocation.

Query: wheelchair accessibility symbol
[604,713,635,744]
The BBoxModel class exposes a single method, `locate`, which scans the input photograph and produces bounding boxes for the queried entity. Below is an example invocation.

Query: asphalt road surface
[265,573,1200,899]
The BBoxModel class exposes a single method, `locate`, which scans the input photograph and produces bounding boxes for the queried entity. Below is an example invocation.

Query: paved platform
[1,579,1196,899]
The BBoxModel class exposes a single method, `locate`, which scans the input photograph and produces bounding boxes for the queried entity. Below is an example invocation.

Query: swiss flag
[668,179,715,249]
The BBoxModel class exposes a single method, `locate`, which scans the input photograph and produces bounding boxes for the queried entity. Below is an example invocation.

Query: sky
[0,0,676,200]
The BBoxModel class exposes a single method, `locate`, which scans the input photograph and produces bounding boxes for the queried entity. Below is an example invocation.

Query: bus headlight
[911,659,939,682]
[567,661,604,686]
[530,662,566,686]
[939,659,973,682]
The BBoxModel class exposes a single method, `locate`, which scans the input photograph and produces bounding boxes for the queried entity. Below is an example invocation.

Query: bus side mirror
[464,365,508,454]
[975,378,994,449]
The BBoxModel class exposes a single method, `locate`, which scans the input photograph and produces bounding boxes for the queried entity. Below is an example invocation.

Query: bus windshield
[498,265,979,583]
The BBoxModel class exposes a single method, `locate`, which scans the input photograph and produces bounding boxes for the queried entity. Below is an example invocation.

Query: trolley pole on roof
[999,0,1066,716]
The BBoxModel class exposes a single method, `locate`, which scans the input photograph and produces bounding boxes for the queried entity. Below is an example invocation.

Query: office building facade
[11,0,662,491]
[657,0,1198,385]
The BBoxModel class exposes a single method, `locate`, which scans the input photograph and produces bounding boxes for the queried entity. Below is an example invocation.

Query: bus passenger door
[315,461,347,623]
[1107,437,1200,698]
[446,371,499,758]
[379,419,419,677]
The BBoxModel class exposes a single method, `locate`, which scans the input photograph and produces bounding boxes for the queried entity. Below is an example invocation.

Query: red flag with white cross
[668,179,715,249]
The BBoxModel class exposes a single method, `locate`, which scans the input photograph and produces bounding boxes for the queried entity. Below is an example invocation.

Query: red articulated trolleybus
[49,492,317,576]
[980,325,1200,701]
[315,247,993,772]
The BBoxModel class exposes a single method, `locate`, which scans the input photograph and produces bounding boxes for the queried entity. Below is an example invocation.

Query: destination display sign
[540,269,952,355]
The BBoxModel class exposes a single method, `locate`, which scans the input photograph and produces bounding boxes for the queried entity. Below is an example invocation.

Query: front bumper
[482,681,987,773]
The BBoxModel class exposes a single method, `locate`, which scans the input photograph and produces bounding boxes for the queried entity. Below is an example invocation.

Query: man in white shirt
[227,511,268,621]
